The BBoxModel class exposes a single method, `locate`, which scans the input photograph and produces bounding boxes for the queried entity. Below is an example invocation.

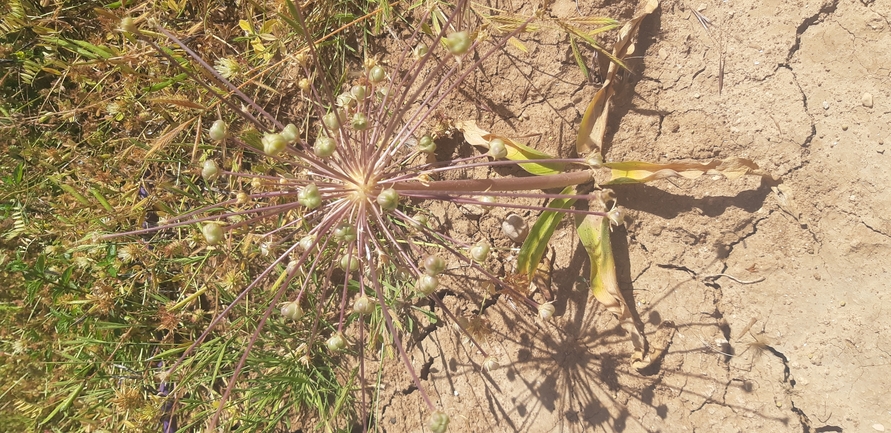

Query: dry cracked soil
[369,0,891,432]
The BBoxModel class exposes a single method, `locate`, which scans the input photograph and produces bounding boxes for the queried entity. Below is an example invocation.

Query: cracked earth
[373,0,891,431]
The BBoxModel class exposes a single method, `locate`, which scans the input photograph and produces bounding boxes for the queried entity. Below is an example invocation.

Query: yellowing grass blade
[455,120,564,175]
[603,157,772,184]
[144,118,195,160]
[577,0,659,155]
[507,36,529,53]
[575,213,649,369]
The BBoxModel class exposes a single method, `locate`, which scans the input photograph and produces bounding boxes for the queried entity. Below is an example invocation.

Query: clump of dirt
[374,0,891,431]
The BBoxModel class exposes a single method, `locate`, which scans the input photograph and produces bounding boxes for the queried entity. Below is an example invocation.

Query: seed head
[281,123,299,143]
[350,85,367,101]
[482,356,499,372]
[608,206,626,227]
[417,135,436,154]
[413,42,429,60]
[208,119,228,141]
[202,223,224,246]
[351,112,369,131]
[417,274,439,295]
[428,411,450,433]
[470,240,490,262]
[262,133,287,156]
[538,302,556,320]
[281,301,303,322]
[340,254,359,272]
[326,333,346,351]
[314,135,336,158]
[488,138,507,159]
[423,255,447,276]
[323,111,343,130]
[298,183,322,209]
[445,30,473,55]
[369,65,386,83]
[333,223,356,243]
[201,159,220,182]
[353,295,374,315]
[376,188,399,211]
[298,235,315,252]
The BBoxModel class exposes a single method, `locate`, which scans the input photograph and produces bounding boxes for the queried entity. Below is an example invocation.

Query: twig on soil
[702,273,766,285]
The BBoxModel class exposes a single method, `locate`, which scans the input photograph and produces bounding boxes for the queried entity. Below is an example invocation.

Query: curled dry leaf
[603,157,774,184]
[455,120,565,175]
[577,0,659,156]
[575,212,650,369]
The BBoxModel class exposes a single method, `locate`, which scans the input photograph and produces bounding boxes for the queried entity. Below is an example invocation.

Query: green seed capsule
[340,254,359,272]
[208,119,228,141]
[538,302,556,320]
[262,133,287,156]
[369,65,386,83]
[281,123,299,143]
[376,187,399,211]
[488,138,507,159]
[336,92,355,108]
[298,235,315,252]
[445,31,472,55]
[323,111,342,130]
[201,159,220,182]
[286,260,299,275]
[417,274,439,295]
[314,135,336,158]
[327,333,346,351]
[413,42,429,60]
[470,240,490,262]
[411,213,428,229]
[417,135,436,154]
[334,223,356,242]
[608,206,626,227]
[281,301,303,321]
[350,85,367,100]
[351,112,369,130]
[202,223,224,246]
[423,255,446,276]
[483,356,499,372]
[353,295,374,315]
[298,183,321,209]
[428,411,450,433]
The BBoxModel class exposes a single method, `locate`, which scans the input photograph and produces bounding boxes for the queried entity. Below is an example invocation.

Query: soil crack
[785,0,841,64]
[860,220,891,239]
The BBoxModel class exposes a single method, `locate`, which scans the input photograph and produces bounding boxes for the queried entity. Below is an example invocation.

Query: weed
[99,1,617,431]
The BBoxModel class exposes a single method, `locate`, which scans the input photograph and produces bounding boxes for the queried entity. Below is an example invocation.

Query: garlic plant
[105,1,614,431]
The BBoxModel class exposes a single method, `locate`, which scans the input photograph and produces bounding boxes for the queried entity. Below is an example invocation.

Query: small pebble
[842,124,849,131]
[862,92,874,108]
[502,213,529,243]
[839,301,846,307]
[873,423,885,432]
[822,101,829,110]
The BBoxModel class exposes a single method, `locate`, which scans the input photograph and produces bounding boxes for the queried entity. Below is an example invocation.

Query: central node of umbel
[346,169,376,203]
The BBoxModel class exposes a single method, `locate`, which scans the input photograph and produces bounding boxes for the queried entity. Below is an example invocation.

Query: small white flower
[214,57,242,80]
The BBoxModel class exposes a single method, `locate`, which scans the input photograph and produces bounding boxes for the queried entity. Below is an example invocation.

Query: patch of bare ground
[375,0,891,431]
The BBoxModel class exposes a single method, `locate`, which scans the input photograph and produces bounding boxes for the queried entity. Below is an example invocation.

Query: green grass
[0,0,385,431]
